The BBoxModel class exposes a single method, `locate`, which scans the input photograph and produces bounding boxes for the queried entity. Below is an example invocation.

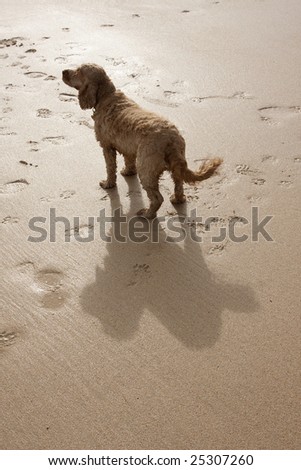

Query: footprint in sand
[252,178,266,186]
[236,164,259,175]
[261,155,278,163]
[40,189,76,203]
[27,140,39,152]
[36,108,52,118]
[247,194,262,204]
[19,160,38,168]
[208,243,227,256]
[0,331,18,349]
[192,91,253,103]
[0,53,9,59]
[24,71,48,78]
[142,96,179,108]
[60,189,76,199]
[34,269,66,309]
[127,263,151,286]
[74,119,94,129]
[0,179,29,194]
[1,215,19,224]
[59,93,77,102]
[279,180,292,188]
[55,56,68,64]
[65,224,94,240]
[42,136,66,145]
[258,105,301,125]
[24,71,56,80]
[14,262,67,309]
[0,37,25,48]
[0,127,17,136]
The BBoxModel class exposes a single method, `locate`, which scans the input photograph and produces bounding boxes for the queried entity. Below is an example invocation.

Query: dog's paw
[120,167,137,177]
[170,194,186,204]
[99,180,116,189]
[137,208,156,219]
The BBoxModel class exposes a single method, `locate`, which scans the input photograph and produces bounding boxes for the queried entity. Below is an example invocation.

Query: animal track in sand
[236,164,259,175]
[192,91,253,103]
[65,224,94,240]
[294,156,301,163]
[0,331,17,349]
[127,264,151,286]
[4,83,21,90]
[42,136,65,145]
[24,71,48,78]
[252,178,266,186]
[0,37,25,48]
[59,93,77,102]
[105,57,126,66]
[247,194,262,203]
[208,243,227,256]
[1,215,19,224]
[0,179,29,194]
[0,53,9,59]
[19,160,38,168]
[55,56,68,64]
[75,119,94,129]
[60,189,76,199]
[40,190,76,203]
[27,140,39,152]
[65,42,87,52]
[261,155,278,163]
[36,108,52,118]
[142,96,179,108]
[0,126,17,136]
[279,180,292,187]
[258,105,301,124]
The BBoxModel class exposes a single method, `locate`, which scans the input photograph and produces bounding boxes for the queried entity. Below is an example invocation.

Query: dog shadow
[80,177,258,349]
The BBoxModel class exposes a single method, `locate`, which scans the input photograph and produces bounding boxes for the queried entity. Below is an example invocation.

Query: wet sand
[1,0,300,449]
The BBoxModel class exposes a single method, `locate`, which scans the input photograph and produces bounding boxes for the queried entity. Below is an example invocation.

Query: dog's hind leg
[170,172,186,204]
[120,154,137,176]
[136,149,165,218]
[99,147,117,189]
[137,177,164,219]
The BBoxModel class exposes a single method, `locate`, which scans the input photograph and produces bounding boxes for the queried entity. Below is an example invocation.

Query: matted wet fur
[62,63,222,218]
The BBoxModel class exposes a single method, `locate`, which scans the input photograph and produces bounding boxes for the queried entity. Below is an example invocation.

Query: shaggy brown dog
[62,64,222,218]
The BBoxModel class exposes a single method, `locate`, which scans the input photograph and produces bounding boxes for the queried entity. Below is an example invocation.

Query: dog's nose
[62,69,69,80]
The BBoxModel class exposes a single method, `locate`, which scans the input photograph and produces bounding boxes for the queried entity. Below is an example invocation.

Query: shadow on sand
[80,176,258,349]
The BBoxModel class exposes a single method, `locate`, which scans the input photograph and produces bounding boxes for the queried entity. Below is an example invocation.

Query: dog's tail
[172,157,223,184]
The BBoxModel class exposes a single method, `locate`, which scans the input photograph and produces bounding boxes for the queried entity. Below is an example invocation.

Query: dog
[62,63,222,218]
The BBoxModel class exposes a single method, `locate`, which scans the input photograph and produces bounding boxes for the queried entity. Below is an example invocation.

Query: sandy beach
[1,0,300,449]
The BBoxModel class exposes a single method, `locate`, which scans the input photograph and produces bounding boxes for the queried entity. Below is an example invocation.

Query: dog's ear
[78,83,98,109]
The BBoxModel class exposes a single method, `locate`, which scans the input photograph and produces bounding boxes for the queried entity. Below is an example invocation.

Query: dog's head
[62,64,115,109]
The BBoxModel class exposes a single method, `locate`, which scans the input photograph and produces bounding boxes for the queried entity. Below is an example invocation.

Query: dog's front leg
[99,147,117,189]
